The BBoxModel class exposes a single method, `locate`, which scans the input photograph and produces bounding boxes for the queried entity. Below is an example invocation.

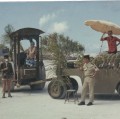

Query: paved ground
[0,83,120,119]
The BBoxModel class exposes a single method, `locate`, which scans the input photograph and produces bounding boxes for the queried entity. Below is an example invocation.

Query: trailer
[48,52,120,99]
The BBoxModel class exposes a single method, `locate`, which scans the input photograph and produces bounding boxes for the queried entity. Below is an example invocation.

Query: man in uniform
[78,55,99,106]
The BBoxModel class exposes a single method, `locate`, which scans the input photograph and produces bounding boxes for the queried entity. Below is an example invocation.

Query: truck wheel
[59,77,70,99]
[30,82,45,90]
[69,78,78,91]
[48,80,66,99]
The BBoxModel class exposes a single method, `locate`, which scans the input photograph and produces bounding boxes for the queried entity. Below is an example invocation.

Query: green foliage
[2,24,24,58]
[42,33,85,58]
[2,24,14,45]
[2,24,15,57]
[42,33,85,76]
[0,44,5,49]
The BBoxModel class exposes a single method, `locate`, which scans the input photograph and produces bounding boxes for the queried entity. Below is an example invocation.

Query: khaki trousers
[81,77,95,102]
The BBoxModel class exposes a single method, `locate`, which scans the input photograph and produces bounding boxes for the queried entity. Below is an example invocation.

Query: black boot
[78,101,85,105]
[8,94,12,98]
[2,93,6,98]
[87,102,93,106]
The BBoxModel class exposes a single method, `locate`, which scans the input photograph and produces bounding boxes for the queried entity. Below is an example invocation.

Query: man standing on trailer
[100,30,120,66]
[101,30,120,54]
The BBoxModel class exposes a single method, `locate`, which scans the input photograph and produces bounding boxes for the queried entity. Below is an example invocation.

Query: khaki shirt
[83,62,99,77]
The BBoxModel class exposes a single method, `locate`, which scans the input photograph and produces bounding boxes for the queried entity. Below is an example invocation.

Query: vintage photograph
[0,1,120,119]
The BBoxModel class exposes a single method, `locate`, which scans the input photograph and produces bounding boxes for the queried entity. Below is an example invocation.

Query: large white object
[85,20,120,35]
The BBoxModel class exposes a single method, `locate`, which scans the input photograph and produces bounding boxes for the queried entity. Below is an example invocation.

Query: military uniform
[81,62,99,103]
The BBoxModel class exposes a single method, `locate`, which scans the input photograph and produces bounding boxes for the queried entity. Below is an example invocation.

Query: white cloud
[51,22,68,33]
[39,13,56,27]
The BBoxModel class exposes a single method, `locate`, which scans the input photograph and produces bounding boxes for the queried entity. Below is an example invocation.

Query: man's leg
[2,79,6,98]
[7,79,12,97]
[88,79,95,103]
[81,79,88,102]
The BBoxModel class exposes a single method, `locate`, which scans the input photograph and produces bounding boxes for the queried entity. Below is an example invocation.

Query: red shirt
[101,36,120,53]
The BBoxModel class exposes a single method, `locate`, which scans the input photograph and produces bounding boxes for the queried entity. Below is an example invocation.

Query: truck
[9,27,46,90]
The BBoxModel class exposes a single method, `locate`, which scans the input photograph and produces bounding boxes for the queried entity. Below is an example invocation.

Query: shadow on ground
[95,94,120,100]
[77,93,120,100]
[11,85,48,95]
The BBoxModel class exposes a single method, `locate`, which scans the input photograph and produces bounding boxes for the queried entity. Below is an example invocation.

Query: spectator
[0,55,14,98]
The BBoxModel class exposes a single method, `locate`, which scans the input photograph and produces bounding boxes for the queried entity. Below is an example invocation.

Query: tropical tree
[42,33,85,58]
[2,24,15,57]
[2,24,24,58]
[0,44,5,49]
[42,33,85,76]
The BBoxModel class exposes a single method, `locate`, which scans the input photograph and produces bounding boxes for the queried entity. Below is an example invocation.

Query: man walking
[78,55,99,106]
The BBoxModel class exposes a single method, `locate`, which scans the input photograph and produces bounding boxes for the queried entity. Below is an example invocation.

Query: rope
[99,41,103,55]
[99,33,105,55]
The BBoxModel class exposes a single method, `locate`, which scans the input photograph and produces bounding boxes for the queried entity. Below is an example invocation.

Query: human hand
[101,32,106,37]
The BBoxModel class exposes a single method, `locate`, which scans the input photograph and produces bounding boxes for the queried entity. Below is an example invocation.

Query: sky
[0,1,120,56]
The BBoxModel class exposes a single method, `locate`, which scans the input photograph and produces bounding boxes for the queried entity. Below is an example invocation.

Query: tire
[69,78,78,91]
[48,80,66,99]
[59,80,67,99]
[59,77,71,99]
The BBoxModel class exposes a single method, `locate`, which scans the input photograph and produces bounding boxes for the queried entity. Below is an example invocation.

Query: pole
[99,33,105,55]
[39,36,43,61]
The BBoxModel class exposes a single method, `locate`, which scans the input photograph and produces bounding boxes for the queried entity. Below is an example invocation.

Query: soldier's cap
[83,55,90,60]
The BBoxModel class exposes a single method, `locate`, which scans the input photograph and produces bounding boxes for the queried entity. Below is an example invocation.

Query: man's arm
[100,33,107,41]
[92,65,99,77]
[79,64,84,71]
[0,63,8,72]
